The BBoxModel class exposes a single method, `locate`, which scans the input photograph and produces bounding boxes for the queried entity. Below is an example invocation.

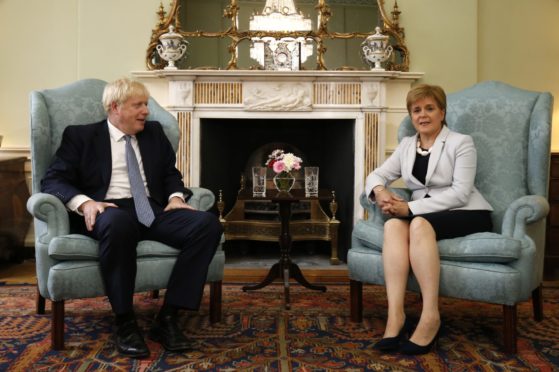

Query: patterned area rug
[0,283,558,371]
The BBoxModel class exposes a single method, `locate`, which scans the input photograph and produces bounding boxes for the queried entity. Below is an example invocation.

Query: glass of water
[252,166,267,197]
[304,166,319,197]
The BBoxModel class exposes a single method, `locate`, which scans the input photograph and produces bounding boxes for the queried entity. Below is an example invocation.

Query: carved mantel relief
[244,82,312,111]
[169,81,193,107]
[362,82,380,107]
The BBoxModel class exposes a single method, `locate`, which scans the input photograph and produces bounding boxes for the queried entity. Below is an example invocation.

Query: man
[41,78,222,358]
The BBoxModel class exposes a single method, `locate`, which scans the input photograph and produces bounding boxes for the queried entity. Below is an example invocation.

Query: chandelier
[249,0,314,70]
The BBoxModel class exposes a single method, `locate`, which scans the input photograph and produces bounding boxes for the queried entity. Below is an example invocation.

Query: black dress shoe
[399,321,442,355]
[149,314,191,352]
[115,319,150,358]
[373,318,413,353]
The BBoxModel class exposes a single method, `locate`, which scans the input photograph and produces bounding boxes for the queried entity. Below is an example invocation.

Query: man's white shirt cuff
[67,195,93,215]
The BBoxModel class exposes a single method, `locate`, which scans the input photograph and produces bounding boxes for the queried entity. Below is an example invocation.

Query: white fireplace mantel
[132,69,423,223]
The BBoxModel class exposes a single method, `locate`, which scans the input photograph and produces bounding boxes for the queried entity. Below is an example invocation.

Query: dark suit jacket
[41,120,192,208]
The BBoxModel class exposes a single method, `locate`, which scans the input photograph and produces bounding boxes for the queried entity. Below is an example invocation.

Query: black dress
[401,152,493,240]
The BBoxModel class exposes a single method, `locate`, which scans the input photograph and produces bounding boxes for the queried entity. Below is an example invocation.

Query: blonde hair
[102,78,150,113]
[406,84,447,125]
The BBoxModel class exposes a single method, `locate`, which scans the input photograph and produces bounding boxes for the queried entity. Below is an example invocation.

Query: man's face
[109,95,150,135]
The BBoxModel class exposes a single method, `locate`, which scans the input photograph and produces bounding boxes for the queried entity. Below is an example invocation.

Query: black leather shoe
[115,319,150,358]
[373,318,413,353]
[399,321,442,355]
[149,314,191,352]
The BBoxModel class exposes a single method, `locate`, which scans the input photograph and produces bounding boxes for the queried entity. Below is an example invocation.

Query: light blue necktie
[125,135,155,227]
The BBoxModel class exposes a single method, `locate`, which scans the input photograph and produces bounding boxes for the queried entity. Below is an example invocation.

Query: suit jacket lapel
[405,135,421,184]
[95,121,112,188]
[425,126,450,185]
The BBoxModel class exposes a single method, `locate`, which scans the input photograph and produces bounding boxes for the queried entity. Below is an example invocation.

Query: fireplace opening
[200,118,355,262]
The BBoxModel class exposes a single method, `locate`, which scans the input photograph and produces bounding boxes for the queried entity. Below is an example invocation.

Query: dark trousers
[72,198,222,314]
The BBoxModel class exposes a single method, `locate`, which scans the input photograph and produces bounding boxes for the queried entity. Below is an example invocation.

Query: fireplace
[132,69,422,263]
[200,118,354,259]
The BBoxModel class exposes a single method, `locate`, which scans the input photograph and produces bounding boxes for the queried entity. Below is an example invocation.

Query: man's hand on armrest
[164,196,196,212]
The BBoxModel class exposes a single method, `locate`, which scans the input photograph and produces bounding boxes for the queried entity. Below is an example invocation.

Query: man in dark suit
[41,78,222,358]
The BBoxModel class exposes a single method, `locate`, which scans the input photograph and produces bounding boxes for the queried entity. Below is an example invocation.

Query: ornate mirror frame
[146,0,409,71]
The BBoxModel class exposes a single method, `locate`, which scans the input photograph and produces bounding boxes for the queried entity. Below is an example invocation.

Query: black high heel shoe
[399,321,442,355]
[373,318,414,353]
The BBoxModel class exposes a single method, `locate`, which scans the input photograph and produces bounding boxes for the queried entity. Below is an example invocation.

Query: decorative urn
[360,26,393,71]
[156,25,188,70]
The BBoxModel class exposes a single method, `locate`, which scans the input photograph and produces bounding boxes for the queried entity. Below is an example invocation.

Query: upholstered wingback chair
[348,81,553,354]
[27,79,225,350]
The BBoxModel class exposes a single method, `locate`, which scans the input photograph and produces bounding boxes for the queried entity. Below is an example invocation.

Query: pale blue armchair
[348,81,553,354]
[27,79,225,350]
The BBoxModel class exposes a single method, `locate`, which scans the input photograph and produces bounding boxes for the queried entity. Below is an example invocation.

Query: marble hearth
[132,70,422,227]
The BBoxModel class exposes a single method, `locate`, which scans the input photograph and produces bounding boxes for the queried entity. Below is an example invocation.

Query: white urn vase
[360,26,393,71]
[156,25,188,70]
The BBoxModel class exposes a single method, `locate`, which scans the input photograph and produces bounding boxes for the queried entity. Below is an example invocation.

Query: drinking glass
[252,166,267,197]
[304,166,319,197]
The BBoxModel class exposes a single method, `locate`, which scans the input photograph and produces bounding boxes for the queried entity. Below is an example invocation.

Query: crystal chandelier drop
[249,0,314,70]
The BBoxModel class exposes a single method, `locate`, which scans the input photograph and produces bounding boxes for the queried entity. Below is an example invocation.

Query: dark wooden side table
[239,188,330,309]
[0,155,31,262]
[545,153,559,279]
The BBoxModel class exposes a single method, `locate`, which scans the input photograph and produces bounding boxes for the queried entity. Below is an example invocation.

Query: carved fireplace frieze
[244,82,312,111]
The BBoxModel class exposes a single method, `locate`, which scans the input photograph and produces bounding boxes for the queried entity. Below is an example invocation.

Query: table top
[237,188,334,202]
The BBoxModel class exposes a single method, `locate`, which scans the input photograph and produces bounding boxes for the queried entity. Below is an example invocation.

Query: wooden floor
[0,259,349,285]
[0,260,37,284]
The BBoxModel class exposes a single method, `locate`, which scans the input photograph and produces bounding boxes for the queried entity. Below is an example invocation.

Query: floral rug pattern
[0,283,558,371]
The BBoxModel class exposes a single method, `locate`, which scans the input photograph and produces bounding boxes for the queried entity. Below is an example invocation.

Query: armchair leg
[350,279,363,322]
[532,285,544,322]
[503,304,517,354]
[36,287,45,314]
[209,280,222,324]
[52,300,65,350]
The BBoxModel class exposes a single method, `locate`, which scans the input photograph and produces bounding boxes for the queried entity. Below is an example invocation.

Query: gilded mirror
[146,0,408,71]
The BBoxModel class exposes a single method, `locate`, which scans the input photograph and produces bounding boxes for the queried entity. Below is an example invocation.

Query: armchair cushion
[49,235,181,260]
[437,232,522,263]
[352,220,522,263]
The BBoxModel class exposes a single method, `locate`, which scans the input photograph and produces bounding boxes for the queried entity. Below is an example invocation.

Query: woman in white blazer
[365,84,493,355]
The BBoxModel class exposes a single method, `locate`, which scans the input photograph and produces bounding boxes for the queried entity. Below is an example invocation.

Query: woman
[365,84,493,354]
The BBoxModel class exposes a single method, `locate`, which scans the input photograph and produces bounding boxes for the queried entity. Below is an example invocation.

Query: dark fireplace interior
[200,118,355,262]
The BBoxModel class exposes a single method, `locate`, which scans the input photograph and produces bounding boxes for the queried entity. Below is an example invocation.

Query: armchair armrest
[187,187,215,212]
[186,187,224,251]
[27,193,70,244]
[501,195,549,299]
[501,195,549,239]
[27,193,70,299]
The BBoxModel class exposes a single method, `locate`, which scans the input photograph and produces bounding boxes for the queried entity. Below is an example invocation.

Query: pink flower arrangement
[266,149,302,174]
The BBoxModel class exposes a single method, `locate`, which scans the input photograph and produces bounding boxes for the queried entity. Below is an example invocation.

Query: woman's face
[410,96,445,138]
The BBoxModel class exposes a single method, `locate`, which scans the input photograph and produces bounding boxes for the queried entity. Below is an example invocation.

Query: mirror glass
[148,0,408,71]
[177,0,229,69]
[323,0,380,69]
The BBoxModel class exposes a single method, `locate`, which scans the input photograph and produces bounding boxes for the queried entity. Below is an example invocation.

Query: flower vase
[273,172,295,192]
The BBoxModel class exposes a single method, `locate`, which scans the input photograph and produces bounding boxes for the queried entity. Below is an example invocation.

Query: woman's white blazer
[365,126,493,215]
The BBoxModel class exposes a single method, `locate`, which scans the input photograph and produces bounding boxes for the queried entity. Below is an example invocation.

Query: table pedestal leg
[289,262,326,292]
[241,197,326,308]
[242,262,282,291]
